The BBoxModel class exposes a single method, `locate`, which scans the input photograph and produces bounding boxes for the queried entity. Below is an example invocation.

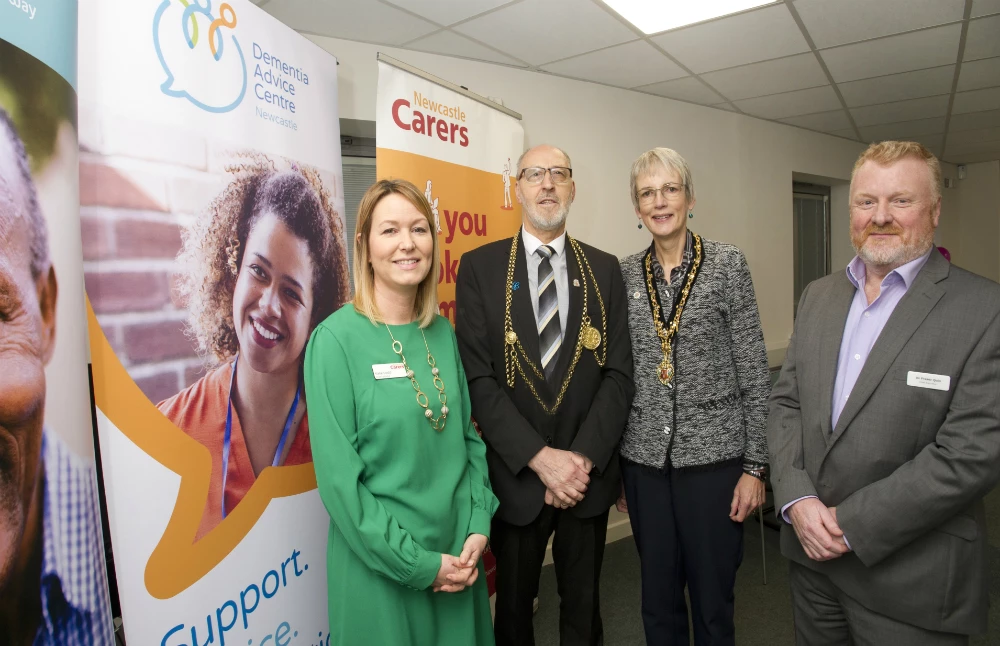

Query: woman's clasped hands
[432,533,488,593]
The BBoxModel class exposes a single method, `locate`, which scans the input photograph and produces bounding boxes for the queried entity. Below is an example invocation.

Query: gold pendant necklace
[644,234,702,386]
[386,325,448,431]
[502,232,607,414]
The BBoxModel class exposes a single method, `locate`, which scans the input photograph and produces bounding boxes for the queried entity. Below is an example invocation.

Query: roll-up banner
[375,55,524,324]
[79,0,347,643]
[1,2,116,643]
[375,55,525,597]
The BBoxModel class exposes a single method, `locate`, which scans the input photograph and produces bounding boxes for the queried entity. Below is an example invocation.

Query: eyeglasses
[518,167,573,185]
[637,183,686,204]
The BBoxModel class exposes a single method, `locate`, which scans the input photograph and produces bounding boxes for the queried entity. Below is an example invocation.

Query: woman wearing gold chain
[617,147,770,645]
[304,179,498,645]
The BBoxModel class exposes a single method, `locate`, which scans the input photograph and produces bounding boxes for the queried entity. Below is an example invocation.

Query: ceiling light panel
[601,0,778,34]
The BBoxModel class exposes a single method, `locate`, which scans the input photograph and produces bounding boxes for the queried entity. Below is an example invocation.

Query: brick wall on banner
[80,108,225,404]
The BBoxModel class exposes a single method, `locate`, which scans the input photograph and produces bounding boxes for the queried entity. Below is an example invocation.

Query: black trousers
[492,505,610,646]
[622,457,744,646]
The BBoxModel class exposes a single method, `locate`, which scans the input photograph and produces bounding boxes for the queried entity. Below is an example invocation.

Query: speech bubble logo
[153,0,248,113]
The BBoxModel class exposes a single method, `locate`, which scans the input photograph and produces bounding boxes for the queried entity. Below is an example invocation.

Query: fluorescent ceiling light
[602,0,779,34]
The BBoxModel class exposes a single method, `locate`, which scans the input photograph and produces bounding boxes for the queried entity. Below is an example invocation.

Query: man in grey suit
[768,140,1000,645]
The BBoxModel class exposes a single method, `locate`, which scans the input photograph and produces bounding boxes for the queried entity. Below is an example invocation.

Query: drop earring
[637,222,643,229]
[688,212,694,219]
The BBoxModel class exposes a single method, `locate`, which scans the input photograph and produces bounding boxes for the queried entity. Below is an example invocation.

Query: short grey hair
[629,147,695,210]
[0,107,48,278]
[516,145,572,177]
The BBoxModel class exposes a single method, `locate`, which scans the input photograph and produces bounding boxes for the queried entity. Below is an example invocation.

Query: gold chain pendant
[657,345,674,385]
[581,322,601,351]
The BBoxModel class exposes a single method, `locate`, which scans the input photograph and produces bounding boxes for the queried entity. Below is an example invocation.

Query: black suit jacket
[456,234,634,525]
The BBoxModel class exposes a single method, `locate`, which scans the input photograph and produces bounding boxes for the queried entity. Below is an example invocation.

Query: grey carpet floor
[533,487,1000,645]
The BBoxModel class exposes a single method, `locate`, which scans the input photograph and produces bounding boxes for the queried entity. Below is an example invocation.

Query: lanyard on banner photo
[222,355,301,519]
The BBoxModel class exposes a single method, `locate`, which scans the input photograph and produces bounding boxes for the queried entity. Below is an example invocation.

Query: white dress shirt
[521,226,569,339]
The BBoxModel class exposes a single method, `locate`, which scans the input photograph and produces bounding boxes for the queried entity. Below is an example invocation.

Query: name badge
[906,371,950,391]
[372,363,407,380]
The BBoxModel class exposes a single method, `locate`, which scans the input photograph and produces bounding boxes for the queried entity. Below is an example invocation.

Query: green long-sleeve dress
[304,305,499,646]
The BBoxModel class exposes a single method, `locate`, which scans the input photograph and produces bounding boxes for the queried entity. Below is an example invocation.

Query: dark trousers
[492,505,610,646]
[789,561,969,646]
[622,457,744,646]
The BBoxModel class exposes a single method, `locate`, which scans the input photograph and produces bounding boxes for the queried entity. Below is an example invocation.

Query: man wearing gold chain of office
[456,144,634,646]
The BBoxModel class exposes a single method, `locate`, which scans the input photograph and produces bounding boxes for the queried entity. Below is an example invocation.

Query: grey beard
[524,203,569,232]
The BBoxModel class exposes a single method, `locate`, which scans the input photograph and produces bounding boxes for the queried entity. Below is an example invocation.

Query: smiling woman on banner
[617,147,770,645]
[305,179,498,646]
[158,151,350,539]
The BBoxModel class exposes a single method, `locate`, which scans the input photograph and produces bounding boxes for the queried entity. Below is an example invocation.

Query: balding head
[0,108,48,278]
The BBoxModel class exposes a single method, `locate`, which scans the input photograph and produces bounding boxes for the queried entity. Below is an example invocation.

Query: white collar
[521,226,567,257]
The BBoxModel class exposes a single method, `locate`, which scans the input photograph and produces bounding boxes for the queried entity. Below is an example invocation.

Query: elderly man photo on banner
[768,140,1000,645]
[456,144,634,646]
[0,107,114,644]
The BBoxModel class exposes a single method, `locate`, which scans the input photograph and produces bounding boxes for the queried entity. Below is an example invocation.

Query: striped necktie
[536,244,562,381]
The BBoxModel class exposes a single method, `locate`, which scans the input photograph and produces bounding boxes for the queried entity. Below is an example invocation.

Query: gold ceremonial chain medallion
[503,232,608,414]
[645,234,702,386]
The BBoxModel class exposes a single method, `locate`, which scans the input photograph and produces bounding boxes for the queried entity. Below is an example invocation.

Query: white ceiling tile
[819,24,962,82]
[794,0,964,49]
[713,102,739,112]
[860,118,946,140]
[651,5,808,74]
[850,95,950,126]
[638,76,726,105]
[734,85,840,119]
[972,0,1000,17]
[948,108,1000,131]
[830,128,860,140]
[964,15,1000,61]
[265,0,438,44]
[945,126,1000,147]
[838,66,955,107]
[780,109,853,133]
[957,57,1000,91]
[454,0,636,66]
[540,41,686,89]
[406,30,526,66]
[384,0,512,26]
[700,53,826,101]
[944,139,1000,155]
[952,87,1000,114]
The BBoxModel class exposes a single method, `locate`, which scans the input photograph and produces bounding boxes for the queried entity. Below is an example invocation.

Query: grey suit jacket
[768,250,1000,635]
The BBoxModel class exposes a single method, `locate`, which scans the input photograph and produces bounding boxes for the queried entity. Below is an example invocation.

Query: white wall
[314,34,869,356]
[954,161,1000,283]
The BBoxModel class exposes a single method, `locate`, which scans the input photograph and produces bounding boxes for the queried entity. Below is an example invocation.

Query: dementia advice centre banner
[79,0,348,644]
[376,58,524,324]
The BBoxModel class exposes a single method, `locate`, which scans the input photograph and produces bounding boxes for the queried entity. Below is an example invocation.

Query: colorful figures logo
[153,0,248,113]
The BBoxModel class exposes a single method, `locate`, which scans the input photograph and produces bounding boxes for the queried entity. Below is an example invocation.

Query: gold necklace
[386,325,448,431]
[502,232,608,414]
[644,233,702,386]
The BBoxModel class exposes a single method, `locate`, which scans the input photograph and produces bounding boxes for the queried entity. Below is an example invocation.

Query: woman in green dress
[304,178,498,645]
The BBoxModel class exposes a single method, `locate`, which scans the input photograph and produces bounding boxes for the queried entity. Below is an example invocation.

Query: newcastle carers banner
[0,3,115,643]
[376,54,524,598]
[376,55,524,324]
[79,0,348,644]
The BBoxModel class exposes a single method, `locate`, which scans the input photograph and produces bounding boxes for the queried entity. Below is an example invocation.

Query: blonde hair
[851,141,942,200]
[352,179,440,328]
[629,147,695,209]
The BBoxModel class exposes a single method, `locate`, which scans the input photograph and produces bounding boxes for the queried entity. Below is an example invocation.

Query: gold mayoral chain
[503,231,607,414]
[644,233,703,386]
[386,325,449,432]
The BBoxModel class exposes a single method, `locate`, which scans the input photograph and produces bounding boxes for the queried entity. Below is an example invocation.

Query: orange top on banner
[375,58,525,323]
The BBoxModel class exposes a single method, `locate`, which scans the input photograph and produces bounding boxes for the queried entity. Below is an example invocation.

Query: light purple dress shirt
[781,248,935,545]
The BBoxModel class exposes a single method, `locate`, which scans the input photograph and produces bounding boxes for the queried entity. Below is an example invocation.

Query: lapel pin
[512,281,520,291]
[634,291,641,299]
[573,278,580,287]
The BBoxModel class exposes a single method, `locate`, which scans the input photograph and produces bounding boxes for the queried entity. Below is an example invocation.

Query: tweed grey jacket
[619,238,770,469]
